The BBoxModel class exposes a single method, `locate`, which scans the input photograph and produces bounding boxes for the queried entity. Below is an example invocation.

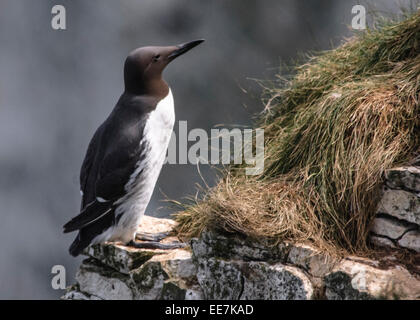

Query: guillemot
[63,39,204,257]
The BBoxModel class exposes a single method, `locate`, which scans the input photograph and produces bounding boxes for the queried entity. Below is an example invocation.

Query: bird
[63,39,205,257]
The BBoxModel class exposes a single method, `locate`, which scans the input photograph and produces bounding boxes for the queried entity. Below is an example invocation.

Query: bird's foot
[135,231,170,242]
[127,240,187,250]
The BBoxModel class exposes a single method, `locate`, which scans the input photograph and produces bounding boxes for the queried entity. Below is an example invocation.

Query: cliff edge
[63,166,419,300]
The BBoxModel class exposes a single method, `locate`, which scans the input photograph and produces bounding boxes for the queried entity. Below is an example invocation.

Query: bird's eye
[153,54,160,62]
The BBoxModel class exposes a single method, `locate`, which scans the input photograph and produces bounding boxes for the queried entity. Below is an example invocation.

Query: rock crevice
[370,166,420,253]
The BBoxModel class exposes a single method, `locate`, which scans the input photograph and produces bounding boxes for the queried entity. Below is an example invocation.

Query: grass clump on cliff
[174,11,420,255]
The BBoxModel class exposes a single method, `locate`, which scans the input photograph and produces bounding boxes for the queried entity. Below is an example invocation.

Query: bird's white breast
[95,89,175,244]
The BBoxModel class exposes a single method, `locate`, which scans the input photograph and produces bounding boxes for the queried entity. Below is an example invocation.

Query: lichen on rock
[324,259,420,300]
[370,166,420,253]
[64,169,420,301]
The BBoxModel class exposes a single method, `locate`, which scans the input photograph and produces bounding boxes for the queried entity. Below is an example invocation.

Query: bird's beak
[168,39,205,60]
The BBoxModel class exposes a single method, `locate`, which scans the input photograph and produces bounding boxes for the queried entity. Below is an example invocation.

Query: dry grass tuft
[174,10,420,255]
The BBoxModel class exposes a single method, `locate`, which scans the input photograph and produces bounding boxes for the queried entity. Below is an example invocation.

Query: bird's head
[124,39,205,95]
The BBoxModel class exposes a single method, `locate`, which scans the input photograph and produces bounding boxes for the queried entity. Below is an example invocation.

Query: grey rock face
[191,230,291,261]
[76,259,134,300]
[370,235,397,249]
[398,230,420,253]
[64,216,202,300]
[240,262,314,300]
[286,243,338,278]
[62,288,102,300]
[64,172,420,301]
[86,243,165,274]
[130,249,201,300]
[195,258,314,300]
[324,259,420,300]
[190,228,420,300]
[385,166,420,192]
[377,189,420,225]
[192,231,314,299]
[371,217,411,240]
[196,258,243,299]
[370,166,420,252]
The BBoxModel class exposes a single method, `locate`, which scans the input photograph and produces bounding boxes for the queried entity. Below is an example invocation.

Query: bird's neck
[125,76,169,100]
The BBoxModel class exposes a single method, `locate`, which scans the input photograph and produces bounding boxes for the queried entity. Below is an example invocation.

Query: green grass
[174,10,420,255]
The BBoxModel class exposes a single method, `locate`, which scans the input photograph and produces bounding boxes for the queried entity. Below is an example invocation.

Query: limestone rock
[286,243,338,278]
[160,281,203,300]
[196,257,314,300]
[62,215,204,300]
[191,231,315,299]
[185,287,204,300]
[240,262,314,300]
[152,249,197,280]
[130,249,201,300]
[69,247,202,300]
[129,258,169,299]
[86,243,166,274]
[370,216,411,240]
[65,211,419,301]
[62,290,90,300]
[385,166,420,192]
[76,259,134,300]
[191,230,291,261]
[370,235,397,249]
[377,189,420,226]
[324,259,420,300]
[62,289,102,300]
[196,258,243,299]
[85,216,177,274]
[370,167,420,251]
[398,230,420,252]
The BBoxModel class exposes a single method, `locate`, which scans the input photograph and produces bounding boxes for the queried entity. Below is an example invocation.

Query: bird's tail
[65,200,115,256]
[68,221,112,257]
[69,233,89,257]
[63,200,112,233]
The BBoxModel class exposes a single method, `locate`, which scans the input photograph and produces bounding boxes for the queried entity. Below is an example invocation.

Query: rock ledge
[63,167,420,300]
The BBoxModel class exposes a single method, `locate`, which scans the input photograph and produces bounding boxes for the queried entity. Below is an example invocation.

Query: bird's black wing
[95,135,149,201]
[63,109,150,233]
[79,123,104,209]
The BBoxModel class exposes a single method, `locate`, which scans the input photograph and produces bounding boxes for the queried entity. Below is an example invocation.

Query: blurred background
[0,0,413,299]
